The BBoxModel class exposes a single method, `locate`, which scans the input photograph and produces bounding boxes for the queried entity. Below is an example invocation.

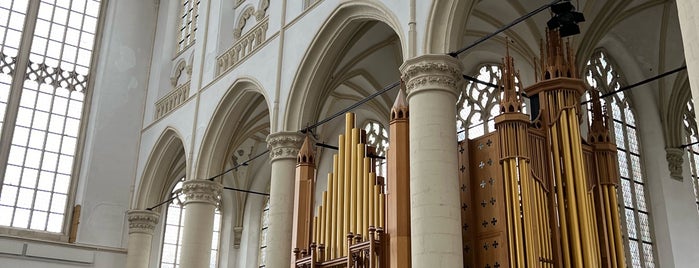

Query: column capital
[400,54,463,99]
[182,179,223,206]
[665,147,685,180]
[127,210,160,235]
[266,132,304,161]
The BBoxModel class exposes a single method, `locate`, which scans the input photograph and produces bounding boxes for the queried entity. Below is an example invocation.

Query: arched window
[456,64,526,141]
[177,0,200,52]
[584,50,656,268]
[258,197,270,268]
[363,120,388,177]
[160,177,221,268]
[0,0,103,234]
[682,99,699,211]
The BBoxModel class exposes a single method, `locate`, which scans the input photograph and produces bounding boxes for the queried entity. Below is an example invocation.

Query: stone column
[126,210,160,268]
[400,54,463,267]
[266,132,304,268]
[677,0,699,116]
[179,180,223,268]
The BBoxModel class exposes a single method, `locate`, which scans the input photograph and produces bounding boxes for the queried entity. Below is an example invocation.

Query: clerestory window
[0,0,103,235]
[177,0,199,53]
[584,50,657,268]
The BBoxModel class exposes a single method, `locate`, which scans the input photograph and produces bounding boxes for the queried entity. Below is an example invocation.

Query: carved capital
[666,147,685,180]
[233,226,243,248]
[266,132,304,161]
[127,210,160,235]
[400,54,463,99]
[182,180,223,206]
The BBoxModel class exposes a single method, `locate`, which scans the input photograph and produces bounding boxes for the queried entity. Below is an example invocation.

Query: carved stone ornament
[233,226,243,248]
[266,132,304,161]
[127,210,160,235]
[399,54,463,98]
[182,180,223,206]
[666,147,684,180]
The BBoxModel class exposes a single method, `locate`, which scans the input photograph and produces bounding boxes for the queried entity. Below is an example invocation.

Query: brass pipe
[357,143,365,237]
[549,107,571,267]
[333,154,345,257]
[313,216,318,244]
[327,174,336,258]
[566,108,597,267]
[558,107,584,268]
[350,128,359,234]
[602,187,617,268]
[511,159,525,268]
[503,158,517,265]
[336,138,345,256]
[323,189,332,258]
[520,159,538,268]
[379,192,385,229]
[609,187,626,268]
[362,157,371,234]
[319,203,325,255]
[369,172,375,227]
[344,115,353,243]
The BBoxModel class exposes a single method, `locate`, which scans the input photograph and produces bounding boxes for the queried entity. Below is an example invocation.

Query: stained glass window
[363,120,388,177]
[258,197,270,267]
[0,0,103,233]
[682,99,699,211]
[584,50,656,268]
[177,0,199,52]
[160,177,221,268]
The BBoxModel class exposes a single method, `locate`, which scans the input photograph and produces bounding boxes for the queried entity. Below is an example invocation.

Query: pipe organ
[291,27,626,268]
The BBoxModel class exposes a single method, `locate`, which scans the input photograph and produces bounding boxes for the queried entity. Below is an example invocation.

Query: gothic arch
[133,127,187,210]
[234,5,257,39]
[194,77,271,180]
[284,0,406,131]
[664,69,691,148]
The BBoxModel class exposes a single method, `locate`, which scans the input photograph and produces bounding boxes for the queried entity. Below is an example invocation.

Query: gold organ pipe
[362,156,371,235]
[344,115,353,242]
[503,158,517,265]
[319,203,325,250]
[549,96,571,267]
[510,159,525,267]
[379,192,385,229]
[560,108,584,268]
[603,189,618,268]
[328,173,336,258]
[356,143,365,237]
[313,216,318,244]
[373,181,379,228]
[350,129,359,235]
[519,159,537,268]
[566,105,596,267]
[333,153,344,256]
[369,172,375,228]
[609,187,626,268]
[323,189,331,258]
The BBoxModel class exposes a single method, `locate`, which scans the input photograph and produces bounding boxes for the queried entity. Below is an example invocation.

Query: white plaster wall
[74,0,157,250]
[0,237,126,268]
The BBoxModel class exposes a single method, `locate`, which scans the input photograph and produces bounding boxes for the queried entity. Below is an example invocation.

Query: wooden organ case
[459,29,627,268]
[291,28,626,268]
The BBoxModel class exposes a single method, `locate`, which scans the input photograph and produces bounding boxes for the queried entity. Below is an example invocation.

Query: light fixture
[547,0,585,37]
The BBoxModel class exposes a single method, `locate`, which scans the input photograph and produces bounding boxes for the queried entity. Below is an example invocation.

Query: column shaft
[125,210,160,268]
[266,132,304,268]
[400,54,463,267]
[179,180,222,268]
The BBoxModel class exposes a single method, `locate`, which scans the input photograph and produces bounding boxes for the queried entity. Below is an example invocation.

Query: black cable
[448,0,564,57]
[208,149,270,182]
[147,196,178,211]
[223,187,270,196]
[580,66,686,105]
[301,80,401,133]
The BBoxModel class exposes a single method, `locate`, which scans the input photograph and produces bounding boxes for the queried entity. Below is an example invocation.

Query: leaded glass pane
[363,121,388,177]
[622,179,633,208]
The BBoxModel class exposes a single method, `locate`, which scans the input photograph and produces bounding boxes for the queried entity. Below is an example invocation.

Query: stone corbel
[233,226,243,248]
[666,147,685,180]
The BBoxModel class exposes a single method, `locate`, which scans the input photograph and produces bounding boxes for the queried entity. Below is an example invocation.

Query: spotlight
[547,0,585,37]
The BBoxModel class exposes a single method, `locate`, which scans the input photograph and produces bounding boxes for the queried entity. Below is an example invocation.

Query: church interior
[1,0,699,267]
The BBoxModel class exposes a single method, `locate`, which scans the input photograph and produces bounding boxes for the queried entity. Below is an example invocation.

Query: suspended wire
[580,66,686,105]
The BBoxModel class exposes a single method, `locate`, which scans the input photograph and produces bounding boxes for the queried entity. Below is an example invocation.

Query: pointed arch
[195,77,271,180]
[284,0,405,131]
[134,127,187,210]
[425,0,474,53]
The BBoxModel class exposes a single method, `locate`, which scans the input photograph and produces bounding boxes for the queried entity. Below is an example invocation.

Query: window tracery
[258,197,270,267]
[682,99,699,211]
[177,0,200,52]
[363,120,388,177]
[456,64,526,141]
[584,50,656,268]
[0,0,103,234]
[160,177,221,268]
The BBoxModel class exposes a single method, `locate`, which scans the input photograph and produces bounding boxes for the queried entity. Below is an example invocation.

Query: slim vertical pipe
[363,157,371,234]
[350,129,359,235]
[328,174,336,258]
[344,114,354,243]
[357,143,365,237]
[378,193,385,229]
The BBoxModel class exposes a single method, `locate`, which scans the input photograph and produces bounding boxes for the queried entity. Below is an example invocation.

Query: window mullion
[0,0,41,190]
